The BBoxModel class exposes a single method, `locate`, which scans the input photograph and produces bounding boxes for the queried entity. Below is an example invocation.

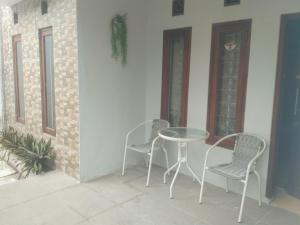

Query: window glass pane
[44,35,55,129]
[168,37,184,127]
[172,0,185,16]
[16,41,25,119]
[215,32,242,136]
[41,0,48,15]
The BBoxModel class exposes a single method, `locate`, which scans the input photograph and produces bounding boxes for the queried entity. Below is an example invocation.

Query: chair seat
[208,163,247,180]
[127,143,161,153]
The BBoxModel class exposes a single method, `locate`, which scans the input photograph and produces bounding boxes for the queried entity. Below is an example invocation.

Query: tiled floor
[0,160,18,187]
[0,165,300,225]
[272,191,300,216]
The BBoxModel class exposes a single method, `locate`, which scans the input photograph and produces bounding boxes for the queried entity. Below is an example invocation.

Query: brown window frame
[39,27,56,136]
[160,27,191,127]
[12,34,25,123]
[206,19,252,148]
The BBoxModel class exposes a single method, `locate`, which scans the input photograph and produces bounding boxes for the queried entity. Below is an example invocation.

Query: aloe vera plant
[0,127,56,178]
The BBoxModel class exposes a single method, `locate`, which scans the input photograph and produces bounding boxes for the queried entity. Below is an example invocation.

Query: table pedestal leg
[165,142,202,199]
[163,161,179,184]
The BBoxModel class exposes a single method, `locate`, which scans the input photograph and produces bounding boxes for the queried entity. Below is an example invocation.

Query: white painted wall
[77,0,300,202]
[77,0,147,181]
[0,8,3,130]
[0,0,22,6]
[144,0,300,202]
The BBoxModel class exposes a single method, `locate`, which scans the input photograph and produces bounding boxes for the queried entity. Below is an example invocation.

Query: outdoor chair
[199,133,266,223]
[122,119,170,187]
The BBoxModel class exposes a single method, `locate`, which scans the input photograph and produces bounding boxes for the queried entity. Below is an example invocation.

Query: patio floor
[0,165,299,225]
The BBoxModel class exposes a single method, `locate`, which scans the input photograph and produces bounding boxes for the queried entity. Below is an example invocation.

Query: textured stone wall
[1,0,80,179]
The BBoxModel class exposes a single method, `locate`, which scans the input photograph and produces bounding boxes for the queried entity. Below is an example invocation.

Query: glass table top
[158,127,209,142]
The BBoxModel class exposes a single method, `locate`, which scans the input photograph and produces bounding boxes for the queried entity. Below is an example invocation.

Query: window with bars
[206,20,251,148]
[39,27,56,136]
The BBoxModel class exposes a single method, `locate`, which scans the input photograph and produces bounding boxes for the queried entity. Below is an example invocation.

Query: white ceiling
[0,0,22,6]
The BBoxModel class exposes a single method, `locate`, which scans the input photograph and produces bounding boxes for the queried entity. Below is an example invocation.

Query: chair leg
[162,147,170,175]
[225,177,229,193]
[254,170,262,207]
[238,178,249,223]
[122,147,127,176]
[199,167,207,204]
[146,149,154,187]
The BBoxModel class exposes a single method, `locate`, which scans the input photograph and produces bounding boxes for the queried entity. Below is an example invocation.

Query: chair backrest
[232,133,266,169]
[148,119,169,143]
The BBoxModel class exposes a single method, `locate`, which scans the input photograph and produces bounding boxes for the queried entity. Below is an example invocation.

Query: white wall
[0,9,3,130]
[77,0,147,181]
[145,0,300,202]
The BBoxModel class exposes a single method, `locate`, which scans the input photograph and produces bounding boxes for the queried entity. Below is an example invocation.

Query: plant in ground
[0,127,56,178]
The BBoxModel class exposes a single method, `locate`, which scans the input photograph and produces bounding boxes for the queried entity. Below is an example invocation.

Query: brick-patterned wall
[1,0,80,179]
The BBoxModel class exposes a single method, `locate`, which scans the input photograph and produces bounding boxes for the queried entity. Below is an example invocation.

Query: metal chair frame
[199,133,266,223]
[122,119,170,187]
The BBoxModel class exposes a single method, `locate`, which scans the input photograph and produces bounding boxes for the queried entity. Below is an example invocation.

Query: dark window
[13,11,18,24]
[206,20,251,148]
[172,0,184,17]
[41,0,48,15]
[161,28,191,127]
[12,34,25,123]
[39,27,55,136]
[224,0,240,6]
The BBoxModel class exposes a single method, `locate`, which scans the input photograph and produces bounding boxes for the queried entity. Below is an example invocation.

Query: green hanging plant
[111,14,128,65]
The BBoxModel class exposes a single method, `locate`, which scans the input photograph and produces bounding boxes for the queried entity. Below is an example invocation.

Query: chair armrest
[203,133,239,168]
[125,120,153,143]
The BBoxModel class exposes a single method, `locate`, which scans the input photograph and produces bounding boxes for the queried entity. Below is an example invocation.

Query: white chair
[199,133,266,223]
[122,119,170,187]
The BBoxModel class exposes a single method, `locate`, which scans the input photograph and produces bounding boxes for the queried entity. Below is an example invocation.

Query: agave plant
[0,127,56,178]
[0,127,20,160]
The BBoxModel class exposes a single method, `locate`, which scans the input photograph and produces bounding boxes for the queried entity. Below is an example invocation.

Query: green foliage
[111,14,128,65]
[0,127,56,178]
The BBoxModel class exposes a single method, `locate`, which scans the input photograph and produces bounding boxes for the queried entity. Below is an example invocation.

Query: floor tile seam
[167,201,214,223]
[206,193,271,216]
[85,193,145,220]
[253,209,273,225]
[0,182,80,212]
[82,182,143,202]
[250,206,273,225]
[123,175,148,184]
[0,203,86,225]
[68,205,91,220]
[216,201,269,224]
[125,180,149,193]
[79,183,109,195]
[60,184,120,206]
[193,219,214,225]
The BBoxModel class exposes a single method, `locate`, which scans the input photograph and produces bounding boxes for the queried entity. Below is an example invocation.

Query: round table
[159,127,209,198]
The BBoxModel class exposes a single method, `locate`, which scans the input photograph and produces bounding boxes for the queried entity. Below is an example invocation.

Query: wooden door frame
[160,27,192,127]
[266,12,300,199]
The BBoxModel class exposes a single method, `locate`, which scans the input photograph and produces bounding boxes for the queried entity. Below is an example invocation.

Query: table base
[163,142,202,199]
